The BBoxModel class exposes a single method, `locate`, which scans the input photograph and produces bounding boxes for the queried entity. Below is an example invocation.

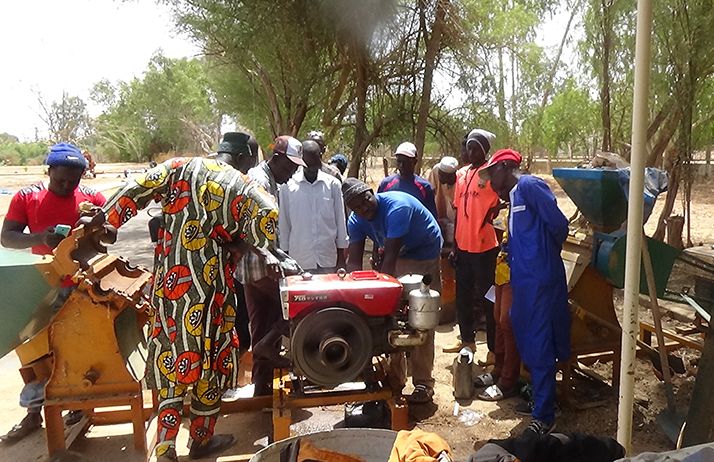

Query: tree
[37,92,91,144]
[92,53,221,161]
[539,78,598,157]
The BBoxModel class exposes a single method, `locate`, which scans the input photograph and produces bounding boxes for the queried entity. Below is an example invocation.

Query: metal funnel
[552,168,628,232]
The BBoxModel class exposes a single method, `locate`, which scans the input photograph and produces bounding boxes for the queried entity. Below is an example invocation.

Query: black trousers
[244,277,283,394]
[234,281,251,353]
[455,247,498,347]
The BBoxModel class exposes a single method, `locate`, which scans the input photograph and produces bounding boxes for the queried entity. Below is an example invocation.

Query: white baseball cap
[437,156,459,174]
[273,135,306,167]
[394,141,417,158]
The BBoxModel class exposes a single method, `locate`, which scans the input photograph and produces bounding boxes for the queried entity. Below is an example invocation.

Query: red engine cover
[284,270,403,319]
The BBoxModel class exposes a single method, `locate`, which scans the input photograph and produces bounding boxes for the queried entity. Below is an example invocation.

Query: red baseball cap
[477,148,522,179]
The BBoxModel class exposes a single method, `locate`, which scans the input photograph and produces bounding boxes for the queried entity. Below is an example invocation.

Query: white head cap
[394,141,417,158]
[437,156,459,174]
[466,129,496,154]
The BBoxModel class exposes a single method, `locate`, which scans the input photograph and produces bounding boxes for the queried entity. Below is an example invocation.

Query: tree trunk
[414,0,448,172]
[347,41,370,179]
[706,145,711,177]
[646,109,680,167]
[665,215,685,250]
[497,46,507,125]
[653,161,679,241]
[599,0,613,152]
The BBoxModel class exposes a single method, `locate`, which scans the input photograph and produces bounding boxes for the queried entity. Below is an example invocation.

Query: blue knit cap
[329,153,348,172]
[45,143,87,169]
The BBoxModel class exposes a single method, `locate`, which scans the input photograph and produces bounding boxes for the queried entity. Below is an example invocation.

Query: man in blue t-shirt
[378,142,437,217]
[343,178,442,404]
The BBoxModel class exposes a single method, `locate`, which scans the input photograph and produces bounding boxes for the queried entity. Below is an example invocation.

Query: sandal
[406,384,434,404]
[478,384,517,402]
[474,372,495,388]
[477,351,496,367]
[0,412,42,444]
[156,447,179,462]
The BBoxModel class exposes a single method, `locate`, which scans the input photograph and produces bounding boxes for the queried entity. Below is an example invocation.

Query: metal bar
[289,389,393,408]
[617,0,653,452]
[680,293,712,323]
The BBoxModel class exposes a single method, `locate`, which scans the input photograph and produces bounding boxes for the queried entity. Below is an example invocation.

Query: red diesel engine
[280,270,439,387]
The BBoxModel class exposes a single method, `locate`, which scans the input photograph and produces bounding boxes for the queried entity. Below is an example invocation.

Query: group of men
[0,126,571,459]
[431,130,571,437]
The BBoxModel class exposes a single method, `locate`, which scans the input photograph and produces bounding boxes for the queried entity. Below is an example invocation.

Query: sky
[0,0,200,141]
[0,1,578,142]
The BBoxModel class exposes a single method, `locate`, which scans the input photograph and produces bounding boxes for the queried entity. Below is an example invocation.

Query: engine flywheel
[291,306,373,387]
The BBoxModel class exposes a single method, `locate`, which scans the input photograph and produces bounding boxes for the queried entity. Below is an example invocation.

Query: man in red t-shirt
[0,142,105,443]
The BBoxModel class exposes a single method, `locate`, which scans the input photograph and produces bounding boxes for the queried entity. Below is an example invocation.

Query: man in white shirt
[279,140,348,272]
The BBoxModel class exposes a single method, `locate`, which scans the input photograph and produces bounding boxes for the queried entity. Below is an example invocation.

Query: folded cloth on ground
[388,429,452,462]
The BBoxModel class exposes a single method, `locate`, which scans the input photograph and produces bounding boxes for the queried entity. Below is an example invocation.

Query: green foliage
[92,52,220,161]
[0,140,49,166]
[539,79,598,156]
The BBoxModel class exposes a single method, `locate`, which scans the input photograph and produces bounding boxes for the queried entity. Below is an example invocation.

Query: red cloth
[5,182,106,255]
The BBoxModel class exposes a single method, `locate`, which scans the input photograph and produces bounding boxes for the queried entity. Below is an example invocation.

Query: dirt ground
[0,162,712,461]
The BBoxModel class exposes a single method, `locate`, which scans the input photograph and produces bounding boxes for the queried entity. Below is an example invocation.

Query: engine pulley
[290,307,373,387]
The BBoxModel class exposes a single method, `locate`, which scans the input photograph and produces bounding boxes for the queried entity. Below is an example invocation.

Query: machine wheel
[291,307,373,387]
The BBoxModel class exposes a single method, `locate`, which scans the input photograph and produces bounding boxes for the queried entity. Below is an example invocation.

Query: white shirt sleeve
[333,180,349,249]
[278,185,291,252]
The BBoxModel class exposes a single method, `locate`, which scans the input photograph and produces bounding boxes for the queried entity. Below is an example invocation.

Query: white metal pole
[617,0,653,453]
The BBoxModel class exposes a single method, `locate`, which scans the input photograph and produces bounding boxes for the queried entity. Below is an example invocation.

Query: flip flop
[474,372,495,388]
[478,384,517,402]
[156,447,179,462]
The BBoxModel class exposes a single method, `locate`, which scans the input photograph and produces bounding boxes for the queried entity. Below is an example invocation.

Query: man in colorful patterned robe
[103,156,278,462]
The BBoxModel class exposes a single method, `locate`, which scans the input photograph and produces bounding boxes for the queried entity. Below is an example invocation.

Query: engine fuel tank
[283,270,403,319]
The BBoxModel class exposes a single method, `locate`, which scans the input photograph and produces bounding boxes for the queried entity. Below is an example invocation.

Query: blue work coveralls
[507,174,570,425]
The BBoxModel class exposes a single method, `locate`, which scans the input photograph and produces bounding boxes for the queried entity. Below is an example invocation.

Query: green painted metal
[595,231,681,297]
[114,308,148,381]
[0,249,58,358]
[553,168,628,232]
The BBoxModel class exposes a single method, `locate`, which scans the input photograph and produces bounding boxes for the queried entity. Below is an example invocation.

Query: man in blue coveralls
[478,149,570,436]
[343,178,443,404]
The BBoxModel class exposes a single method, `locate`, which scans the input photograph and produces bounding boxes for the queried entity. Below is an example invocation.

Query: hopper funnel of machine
[552,167,679,297]
[552,168,628,233]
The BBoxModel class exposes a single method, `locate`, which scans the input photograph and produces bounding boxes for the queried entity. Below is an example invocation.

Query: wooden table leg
[388,397,409,431]
[272,369,291,442]
[130,395,147,452]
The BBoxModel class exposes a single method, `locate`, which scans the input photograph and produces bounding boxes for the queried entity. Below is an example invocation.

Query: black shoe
[0,412,43,443]
[64,410,84,426]
[514,400,533,416]
[523,419,555,437]
[189,434,236,459]
[253,383,273,397]
[514,400,561,417]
